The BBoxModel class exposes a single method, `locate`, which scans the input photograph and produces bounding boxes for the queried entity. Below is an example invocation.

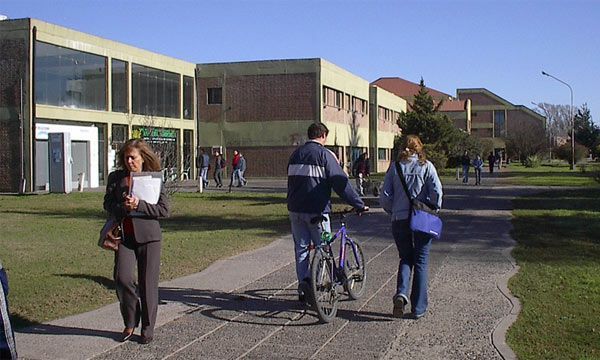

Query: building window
[35,41,107,110]
[111,59,128,113]
[183,76,194,119]
[494,110,506,137]
[131,63,180,118]
[111,124,128,154]
[378,148,389,161]
[207,87,222,104]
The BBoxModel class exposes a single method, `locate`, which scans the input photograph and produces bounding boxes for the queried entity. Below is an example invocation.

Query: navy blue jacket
[287,140,365,214]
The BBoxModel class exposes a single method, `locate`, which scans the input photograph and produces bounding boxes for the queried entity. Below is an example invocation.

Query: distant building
[372,77,471,133]
[457,88,546,156]
[0,18,197,193]
[197,59,405,176]
[372,77,546,158]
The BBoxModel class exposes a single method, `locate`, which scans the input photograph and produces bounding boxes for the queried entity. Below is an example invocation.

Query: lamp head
[542,71,549,76]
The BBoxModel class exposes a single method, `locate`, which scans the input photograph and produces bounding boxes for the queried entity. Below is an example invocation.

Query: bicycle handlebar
[310,207,369,224]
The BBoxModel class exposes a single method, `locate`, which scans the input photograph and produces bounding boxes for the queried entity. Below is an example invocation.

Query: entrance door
[71,141,89,188]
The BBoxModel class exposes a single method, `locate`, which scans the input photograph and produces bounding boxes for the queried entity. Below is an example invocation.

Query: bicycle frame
[318,214,361,283]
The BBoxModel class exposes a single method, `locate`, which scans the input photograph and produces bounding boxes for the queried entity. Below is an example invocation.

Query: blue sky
[2,0,599,123]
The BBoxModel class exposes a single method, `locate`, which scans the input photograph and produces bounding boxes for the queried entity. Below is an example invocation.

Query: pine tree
[574,103,599,157]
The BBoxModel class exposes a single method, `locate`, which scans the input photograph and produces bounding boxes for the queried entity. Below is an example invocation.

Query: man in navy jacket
[287,123,368,302]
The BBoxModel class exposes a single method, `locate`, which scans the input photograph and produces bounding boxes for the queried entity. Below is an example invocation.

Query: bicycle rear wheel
[310,249,338,323]
[344,240,366,300]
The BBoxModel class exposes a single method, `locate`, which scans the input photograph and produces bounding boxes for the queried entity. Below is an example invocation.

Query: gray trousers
[114,237,161,338]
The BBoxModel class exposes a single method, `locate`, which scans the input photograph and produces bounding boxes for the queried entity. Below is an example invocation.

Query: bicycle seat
[310,215,328,224]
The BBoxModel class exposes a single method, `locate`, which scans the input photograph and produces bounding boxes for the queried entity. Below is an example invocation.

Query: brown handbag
[98,218,122,251]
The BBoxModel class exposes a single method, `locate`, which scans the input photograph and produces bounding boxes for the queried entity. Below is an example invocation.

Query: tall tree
[532,102,571,148]
[573,103,599,157]
[396,79,475,168]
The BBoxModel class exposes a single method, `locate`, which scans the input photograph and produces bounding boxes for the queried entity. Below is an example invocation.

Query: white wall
[35,123,99,188]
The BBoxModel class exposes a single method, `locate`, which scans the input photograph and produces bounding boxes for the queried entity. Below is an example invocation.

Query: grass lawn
[508,188,600,359]
[498,162,600,187]
[0,191,290,328]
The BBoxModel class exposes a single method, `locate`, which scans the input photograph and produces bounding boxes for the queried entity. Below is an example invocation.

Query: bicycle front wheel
[310,249,338,323]
[344,240,366,300]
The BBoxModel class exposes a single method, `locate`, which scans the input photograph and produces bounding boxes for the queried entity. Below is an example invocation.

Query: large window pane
[111,59,128,112]
[183,76,194,120]
[131,63,180,118]
[35,41,106,110]
[494,110,506,137]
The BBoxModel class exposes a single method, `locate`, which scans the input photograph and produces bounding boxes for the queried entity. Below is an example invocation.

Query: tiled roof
[372,77,453,102]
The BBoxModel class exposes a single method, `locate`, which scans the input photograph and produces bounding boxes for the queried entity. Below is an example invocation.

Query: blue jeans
[392,220,433,315]
[289,212,331,290]
[199,167,209,188]
[462,165,469,183]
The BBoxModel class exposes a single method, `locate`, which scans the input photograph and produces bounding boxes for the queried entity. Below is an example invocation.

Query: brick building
[197,59,397,177]
[457,88,546,154]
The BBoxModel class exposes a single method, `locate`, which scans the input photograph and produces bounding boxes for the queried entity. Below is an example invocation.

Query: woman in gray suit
[104,139,170,344]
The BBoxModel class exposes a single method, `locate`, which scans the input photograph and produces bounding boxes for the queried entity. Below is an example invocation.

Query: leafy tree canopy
[574,103,600,157]
[396,78,483,168]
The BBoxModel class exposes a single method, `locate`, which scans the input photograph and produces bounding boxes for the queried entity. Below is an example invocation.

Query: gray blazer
[103,170,170,243]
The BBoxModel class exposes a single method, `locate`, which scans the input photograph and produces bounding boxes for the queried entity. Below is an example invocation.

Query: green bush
[555,142,588,165]
[523,154,542,168]
[424,144,448,169]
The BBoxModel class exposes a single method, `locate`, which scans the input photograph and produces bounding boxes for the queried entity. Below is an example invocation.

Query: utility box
[48,132,73,193]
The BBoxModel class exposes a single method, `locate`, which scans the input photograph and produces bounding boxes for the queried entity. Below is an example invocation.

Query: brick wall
[198,73,317,123]
[0,37,28,192]
[234,146,298,177]
[507,109,545,137]
[459,92,503,106]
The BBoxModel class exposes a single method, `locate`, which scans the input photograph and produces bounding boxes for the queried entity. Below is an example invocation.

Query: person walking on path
[287,123,368,303]
[237,152,247,187]
[460,150,471,183]
[0,259,17,360]
[472,154,484,185]
[228,150,242,191]
[104,139,170,345]
[196,148,210,191]
[353,153,370,196]
[380,135,443,319]
[487,152,496,174]
[213,152,225,188]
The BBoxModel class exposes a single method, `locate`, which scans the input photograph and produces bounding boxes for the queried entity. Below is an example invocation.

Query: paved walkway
[16,178,536,360]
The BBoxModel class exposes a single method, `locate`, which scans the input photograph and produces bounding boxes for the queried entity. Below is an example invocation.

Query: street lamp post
[542,71,575,170]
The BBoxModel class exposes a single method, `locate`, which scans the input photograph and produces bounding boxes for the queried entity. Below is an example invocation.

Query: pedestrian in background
[237,152,247,186]
[487,152,496,174]
[104,139,170,345]
[213,151,225,188]
[0,259,17,360]
[196,148,210,190]
[229,150,241,190]
[460,150,470,183]
[354,153,370,196]
[472,154,483,185]
[380,135,443,319]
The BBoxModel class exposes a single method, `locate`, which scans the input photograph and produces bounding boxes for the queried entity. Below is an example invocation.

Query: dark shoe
[392,295,406,318]
[120,328,134,342]
[298,279,312,304]
[140,335,153,344]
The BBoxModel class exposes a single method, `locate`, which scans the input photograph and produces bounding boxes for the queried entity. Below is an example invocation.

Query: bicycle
[309,208,367,323]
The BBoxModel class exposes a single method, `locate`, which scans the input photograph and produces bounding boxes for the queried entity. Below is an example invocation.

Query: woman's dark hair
[307,123,329,139]
[397,135,427,165]
[117,139,162,171]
